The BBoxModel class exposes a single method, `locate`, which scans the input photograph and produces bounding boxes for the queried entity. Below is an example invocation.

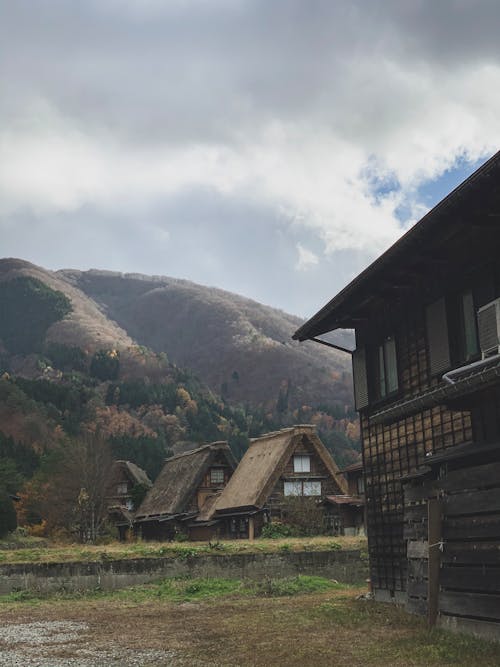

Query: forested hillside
[0,258,359,539]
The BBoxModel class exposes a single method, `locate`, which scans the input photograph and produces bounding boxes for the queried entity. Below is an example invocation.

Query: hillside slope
[59,268,354,411]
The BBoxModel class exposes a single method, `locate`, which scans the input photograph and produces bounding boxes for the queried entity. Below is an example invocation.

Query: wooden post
[248,516,255,541]
[427,498,442,628]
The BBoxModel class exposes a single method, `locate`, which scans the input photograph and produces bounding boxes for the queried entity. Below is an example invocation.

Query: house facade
[106,460,152,540]
[294,151,500,639]
[323,461,365,536]
[133,441,237,541]
[209,425,348,538]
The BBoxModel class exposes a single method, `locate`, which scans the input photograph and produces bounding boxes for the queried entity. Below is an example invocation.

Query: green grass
[0,535,366,564]
[0,575,348,605]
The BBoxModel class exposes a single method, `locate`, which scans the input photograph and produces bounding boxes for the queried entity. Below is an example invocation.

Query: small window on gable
[210,468,224,485]
[293,455,310,473]
[117,483,128,495]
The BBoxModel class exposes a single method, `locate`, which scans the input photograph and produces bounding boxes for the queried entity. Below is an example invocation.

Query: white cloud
[295,243,319,271]
[1,1,500,313]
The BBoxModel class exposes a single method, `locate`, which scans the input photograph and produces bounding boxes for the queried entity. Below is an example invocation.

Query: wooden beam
[428,498,442,629]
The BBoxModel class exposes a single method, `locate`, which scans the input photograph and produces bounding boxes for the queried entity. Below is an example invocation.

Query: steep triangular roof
[115,460,152,488]
[135,441,236,520]
[212,425,347,514]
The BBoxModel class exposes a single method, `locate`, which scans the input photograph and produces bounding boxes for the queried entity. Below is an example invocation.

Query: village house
[294,151,500,640]
[106,460,152,540]
[207,425,349,539]
[133,441,237,541]
[323,460,365,536]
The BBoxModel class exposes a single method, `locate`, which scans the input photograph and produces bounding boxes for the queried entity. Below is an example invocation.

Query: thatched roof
[115,460,152,488]
[212,425,348,514]
[135,441,236,521]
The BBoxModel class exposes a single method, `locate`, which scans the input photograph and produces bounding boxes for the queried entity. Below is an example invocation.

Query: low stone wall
[0,549,367,595]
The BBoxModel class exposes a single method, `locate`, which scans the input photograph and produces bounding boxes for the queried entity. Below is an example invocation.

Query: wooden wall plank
[440,591,500,621]
[440,566,500,593]
[442,543,500,565]
[440,462,500,493]
[445,488,500,516]
[443,515,500,540]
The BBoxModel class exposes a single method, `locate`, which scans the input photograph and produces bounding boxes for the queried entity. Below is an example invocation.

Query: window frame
[293,455,311,473]
[370,334,399,403]
[210,468,225,485]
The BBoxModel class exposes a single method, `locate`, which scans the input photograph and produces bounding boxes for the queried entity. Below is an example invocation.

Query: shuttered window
[352,347,369,410]
[426,298,451,375]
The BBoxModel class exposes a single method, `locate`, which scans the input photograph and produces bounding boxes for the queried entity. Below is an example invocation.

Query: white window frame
[210,468,224,485]
[293,455,310,473]
[284,481,303,496]
[303,481,321,496]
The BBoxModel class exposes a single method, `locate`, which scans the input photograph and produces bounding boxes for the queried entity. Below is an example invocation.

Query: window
[372,336,398,400]
[210,468,225,485]
[284,481,303,496]
[356,476,365,495]
[117,483,128,495]
[284,480,321,496]
[303,481,321,496]
[293,455,310,473]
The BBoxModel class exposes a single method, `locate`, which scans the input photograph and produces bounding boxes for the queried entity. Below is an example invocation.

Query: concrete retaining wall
[0,550,367,595]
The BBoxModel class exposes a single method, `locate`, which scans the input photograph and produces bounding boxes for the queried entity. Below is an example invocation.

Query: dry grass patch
[1,581,499,667]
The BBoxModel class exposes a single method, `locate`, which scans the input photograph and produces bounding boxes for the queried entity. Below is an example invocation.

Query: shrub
[260,521,294,539]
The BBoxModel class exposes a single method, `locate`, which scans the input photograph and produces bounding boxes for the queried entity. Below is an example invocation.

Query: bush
[261,521,294,539]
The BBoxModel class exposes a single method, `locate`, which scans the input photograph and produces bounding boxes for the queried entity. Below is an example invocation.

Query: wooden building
[324,461,365,536]
[294,151,500,640]
[207,425,348,539]
[106,460,152,540]
[133,441,237,541]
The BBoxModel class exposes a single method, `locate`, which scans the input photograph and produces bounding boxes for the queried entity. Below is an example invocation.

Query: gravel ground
[0,621,181,667]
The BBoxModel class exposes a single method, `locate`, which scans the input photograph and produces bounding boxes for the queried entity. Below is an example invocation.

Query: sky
[1,1,500,318]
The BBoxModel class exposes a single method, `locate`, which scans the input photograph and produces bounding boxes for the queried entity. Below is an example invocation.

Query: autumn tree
[19,431,113,542]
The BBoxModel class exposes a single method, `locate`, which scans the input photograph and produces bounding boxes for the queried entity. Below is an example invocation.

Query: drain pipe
[442,354,500,384]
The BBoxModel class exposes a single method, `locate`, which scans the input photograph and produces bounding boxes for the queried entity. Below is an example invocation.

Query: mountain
[0,257,359,469]
[58,268,354,411]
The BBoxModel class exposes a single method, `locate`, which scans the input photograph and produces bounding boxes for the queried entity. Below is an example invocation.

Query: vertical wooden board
[427,498,442,628]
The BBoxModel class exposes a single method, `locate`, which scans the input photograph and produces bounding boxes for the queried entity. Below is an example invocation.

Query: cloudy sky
[1,1,499,317]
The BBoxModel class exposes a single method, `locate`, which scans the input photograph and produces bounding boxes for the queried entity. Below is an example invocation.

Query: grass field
[0,535,366,564]
[1,577,499,667]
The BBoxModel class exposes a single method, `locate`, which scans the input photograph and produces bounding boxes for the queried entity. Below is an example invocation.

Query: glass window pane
[378,345,386,396]
[303,481,321,496]
[284,481,302,496]
[210,468,224,484]
[384,337,398,393]
[293,455,310,473]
